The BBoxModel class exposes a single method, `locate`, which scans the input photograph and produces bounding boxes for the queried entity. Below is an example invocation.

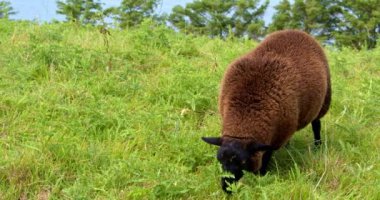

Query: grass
[0,19,379,199]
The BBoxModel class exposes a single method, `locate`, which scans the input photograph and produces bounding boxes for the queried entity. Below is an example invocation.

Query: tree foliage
[56,0,103,24]
[268,0,292,32]
[168,0,269,39]
[111,0,159,29]
[0,1,16,19]
[269,0,339,41]
[333,0,380,49]
[269,0,380,49]
[50,0,379,49]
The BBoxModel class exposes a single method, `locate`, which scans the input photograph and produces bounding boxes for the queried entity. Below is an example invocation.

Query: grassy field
[0,19,379,199]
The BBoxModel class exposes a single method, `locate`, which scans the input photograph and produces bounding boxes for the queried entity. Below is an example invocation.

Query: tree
[56,0,103,24]
[268,0,292,32]
[168,0,269,39]
[333,0,380,49]
[0,1,16,19]
[269,0,338,40]
[111,0,159,28]
[269,0,380,49]
[233,0,269,39]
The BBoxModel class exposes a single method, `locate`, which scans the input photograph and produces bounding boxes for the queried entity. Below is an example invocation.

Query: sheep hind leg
[259,150,273,175]
[312,119,322,147]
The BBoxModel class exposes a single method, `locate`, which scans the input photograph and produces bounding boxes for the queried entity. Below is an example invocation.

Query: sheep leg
[312,119,322,146]
[259,150,273,175]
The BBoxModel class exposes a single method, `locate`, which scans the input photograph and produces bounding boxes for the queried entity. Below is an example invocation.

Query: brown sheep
[202,30,331,193]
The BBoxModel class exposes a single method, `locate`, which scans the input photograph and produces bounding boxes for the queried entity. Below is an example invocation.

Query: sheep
[202,30,331,193]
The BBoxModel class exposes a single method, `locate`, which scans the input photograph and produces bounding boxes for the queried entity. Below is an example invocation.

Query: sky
[9,0,279,25]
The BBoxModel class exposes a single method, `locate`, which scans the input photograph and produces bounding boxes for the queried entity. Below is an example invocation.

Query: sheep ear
[202,137,223,146]
[248,143,274,153]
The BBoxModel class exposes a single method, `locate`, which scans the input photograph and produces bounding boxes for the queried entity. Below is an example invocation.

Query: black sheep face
[217,141,249,192]
[202,137,273,193]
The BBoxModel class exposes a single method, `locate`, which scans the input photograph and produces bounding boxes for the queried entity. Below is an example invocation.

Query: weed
[0,19,379,199]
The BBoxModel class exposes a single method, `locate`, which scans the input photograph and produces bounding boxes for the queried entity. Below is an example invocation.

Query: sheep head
[202,137,273,193]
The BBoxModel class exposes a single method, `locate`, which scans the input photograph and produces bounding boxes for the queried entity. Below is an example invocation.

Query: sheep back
[219,30,331,149]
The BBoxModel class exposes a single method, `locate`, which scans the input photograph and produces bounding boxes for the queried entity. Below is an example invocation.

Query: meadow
[0,19,379,199]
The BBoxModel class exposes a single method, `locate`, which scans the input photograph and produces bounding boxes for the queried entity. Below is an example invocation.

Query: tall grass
[0,19,379,199]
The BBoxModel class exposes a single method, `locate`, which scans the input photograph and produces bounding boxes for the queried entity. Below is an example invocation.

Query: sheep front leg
[259,150,273,175]
[312,119,322,146]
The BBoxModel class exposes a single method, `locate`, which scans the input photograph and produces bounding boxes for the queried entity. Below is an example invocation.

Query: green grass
[0,19,379,199]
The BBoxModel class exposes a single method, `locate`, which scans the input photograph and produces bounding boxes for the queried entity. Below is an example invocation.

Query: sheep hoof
[314,140,322,147]
[313,140,322,151]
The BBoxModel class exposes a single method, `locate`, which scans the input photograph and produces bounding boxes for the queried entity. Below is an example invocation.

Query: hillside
[0,20,379,199]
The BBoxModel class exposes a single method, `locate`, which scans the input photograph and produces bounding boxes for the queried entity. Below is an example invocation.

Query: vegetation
[269,0,336,40]
[269,0,380,49]
[113,0,160,29]
[0,19,379,199]
[52,0,380,49]
[333,0,380,49]
[168,0,269,39]
[0,0,15,19]
[56,0,103,25]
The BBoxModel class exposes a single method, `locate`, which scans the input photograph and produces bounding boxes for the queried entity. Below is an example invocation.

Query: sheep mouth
[221,177,235,193]
[221,170,243,193]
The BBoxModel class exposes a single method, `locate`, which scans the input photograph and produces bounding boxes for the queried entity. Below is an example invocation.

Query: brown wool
[219,30,331,149]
